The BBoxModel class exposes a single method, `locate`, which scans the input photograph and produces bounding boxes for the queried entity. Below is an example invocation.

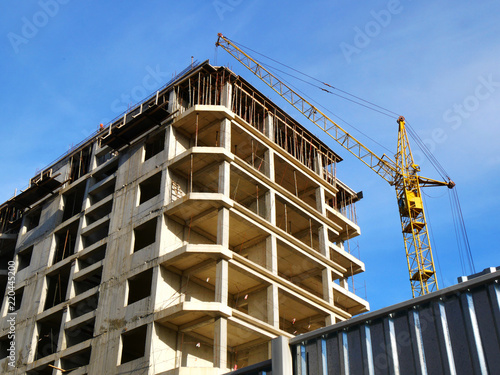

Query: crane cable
[229,40,395,155]
[263,63,395,155]
[223,38,475,274]
[404,121,450,181]
[230,39,453,180]
[449,187,476,274]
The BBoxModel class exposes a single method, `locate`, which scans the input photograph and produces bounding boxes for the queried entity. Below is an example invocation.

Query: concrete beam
[179,316,215,332]
[183,259,216,277]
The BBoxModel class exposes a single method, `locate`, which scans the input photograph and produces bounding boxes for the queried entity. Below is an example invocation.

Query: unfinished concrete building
[0,61,369,374]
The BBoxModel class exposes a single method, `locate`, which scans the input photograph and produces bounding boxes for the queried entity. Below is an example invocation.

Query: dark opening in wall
[121,325,147,364]
[63,185,86,222]
[78,244,106,270]
[93,159,119,183]
[65,318,95,348]
[36,311,63,360]
[14,287,24,311]
[82,221,109,248]
[88,178,116,206]
[74,266,102,295]
[139,172,162,205]
[18,245,34,271]
[144,130,165,161]
[53,222,79,264]
[133,218,157,252]
[0,241,15,307]
[69,293,99,320]
[0,279,5,310]
[0,335,8,359]
[127,268,153,305]
[69,145,92,182]
[96,147,118,167]
[26,362,55,375]
[60,347,92,370]
[0,205,22,235]
[26,208,41,231]
[44,266,71,310]
[85,199,113,225]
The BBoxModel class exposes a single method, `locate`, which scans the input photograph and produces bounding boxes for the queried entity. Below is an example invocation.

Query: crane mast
[216,34,454,297]
[395,116,438,296]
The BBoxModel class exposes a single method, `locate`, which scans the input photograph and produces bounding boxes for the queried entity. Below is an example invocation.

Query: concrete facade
[0,61,368,374]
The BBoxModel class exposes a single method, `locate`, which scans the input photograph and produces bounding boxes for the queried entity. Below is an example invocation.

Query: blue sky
[1,0,499,311]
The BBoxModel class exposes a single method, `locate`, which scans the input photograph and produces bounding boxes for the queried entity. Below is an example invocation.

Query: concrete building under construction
[0,61,368,374]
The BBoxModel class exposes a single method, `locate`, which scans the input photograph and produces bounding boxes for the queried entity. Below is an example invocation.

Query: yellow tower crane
[216,33,456,297]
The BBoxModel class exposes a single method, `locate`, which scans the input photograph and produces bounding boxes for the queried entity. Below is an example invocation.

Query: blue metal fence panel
[290,269,500,375]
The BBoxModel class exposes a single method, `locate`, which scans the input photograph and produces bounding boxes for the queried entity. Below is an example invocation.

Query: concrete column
[315,186,326,216]
[317,184,335,313]
[175,331,183,368]
[340,277,349,291]
[323,266,336,327]
[215,258,228,304]
[88,142,98,176]
[318,226,330,259]
[264,113,274,142]
[267,285,280,328]
[265,191,276,225]
[221,81,232,109]
[266,234,280,328]
[168,88,178,113]
[214,317,228,369]
[271,336,293,375]
[220,118,231,150]
[322,268,334,305]
[217,208,230,249]
[318,187,335,311]
[266,235,278,273]
[325,313,336,327]
[315,151,324,178]
[165,125,176,160]
[264,149,275,182]
[219,161,230,197]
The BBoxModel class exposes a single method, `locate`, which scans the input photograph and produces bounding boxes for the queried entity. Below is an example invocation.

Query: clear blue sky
[1,0,498,311]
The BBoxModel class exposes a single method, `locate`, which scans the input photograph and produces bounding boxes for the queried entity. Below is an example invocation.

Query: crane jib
[216,33,453,297]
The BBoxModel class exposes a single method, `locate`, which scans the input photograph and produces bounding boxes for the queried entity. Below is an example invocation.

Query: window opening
[139,172,162,205]
[121,325,147,364]
[133,219,157,252]
[127,268,153,305]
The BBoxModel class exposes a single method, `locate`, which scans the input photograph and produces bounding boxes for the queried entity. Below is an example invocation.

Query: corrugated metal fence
[290,269,500,375]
